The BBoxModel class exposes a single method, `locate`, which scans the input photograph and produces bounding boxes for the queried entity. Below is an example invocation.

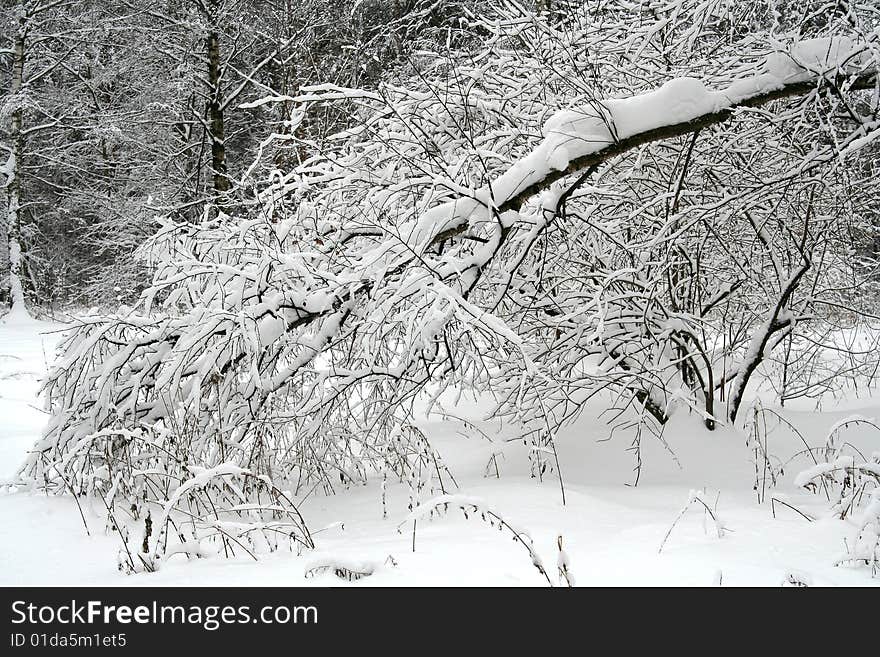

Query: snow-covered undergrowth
[1,315,878,586]
[748,407,880,574]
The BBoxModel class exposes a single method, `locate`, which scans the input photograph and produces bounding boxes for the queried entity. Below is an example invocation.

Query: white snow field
[1,314,878,587]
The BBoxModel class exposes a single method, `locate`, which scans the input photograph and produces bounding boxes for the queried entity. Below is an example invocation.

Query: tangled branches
[13,2,880,571]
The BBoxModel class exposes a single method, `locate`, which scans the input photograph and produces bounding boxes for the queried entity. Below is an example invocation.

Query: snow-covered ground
[0,314,877,586]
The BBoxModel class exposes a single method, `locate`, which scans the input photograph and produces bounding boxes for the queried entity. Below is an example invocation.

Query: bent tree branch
[315,68,878,424]
[31,63,879,473]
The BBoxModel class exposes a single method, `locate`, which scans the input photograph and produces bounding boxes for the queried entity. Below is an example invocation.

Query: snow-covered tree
[0,0,485,311]
[0,0,95,315]
[14,0,880,564]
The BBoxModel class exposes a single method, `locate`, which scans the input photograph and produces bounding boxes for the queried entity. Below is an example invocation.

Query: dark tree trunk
[206,29,228,194]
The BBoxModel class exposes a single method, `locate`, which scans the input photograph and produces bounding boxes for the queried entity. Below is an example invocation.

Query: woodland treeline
[0,0,482,310]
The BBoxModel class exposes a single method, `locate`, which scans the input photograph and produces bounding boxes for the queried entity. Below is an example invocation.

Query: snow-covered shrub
[736,405,880,577]
[381,424,457,511]
[405,494,555,586]
[658,489,728,554]
[19,421,313,574]
[794,418,880,520]
[837,488,880,575]
[792,417,880,576]
[14,2,880,571]
[747,403,805,503]
[403,496,577,585]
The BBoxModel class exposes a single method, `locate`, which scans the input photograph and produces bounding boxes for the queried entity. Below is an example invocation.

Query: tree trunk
[206,29,229,195]
[4,11,27,317]
[727,261,810,423]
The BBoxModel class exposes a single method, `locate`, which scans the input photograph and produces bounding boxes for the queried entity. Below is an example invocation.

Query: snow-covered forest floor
[1,316,877,587]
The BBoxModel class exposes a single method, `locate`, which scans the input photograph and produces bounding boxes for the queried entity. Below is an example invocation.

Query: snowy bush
[794,419,880,516]
[12,1,880,572]
[658,489,729,554]
[837,488,880,575]
[405,494,555,585]
[20,422,313,574]
[791,416,880,575]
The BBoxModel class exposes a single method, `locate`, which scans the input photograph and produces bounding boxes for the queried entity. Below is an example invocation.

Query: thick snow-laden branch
[289,37,876,266]
[256,38,879,335]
